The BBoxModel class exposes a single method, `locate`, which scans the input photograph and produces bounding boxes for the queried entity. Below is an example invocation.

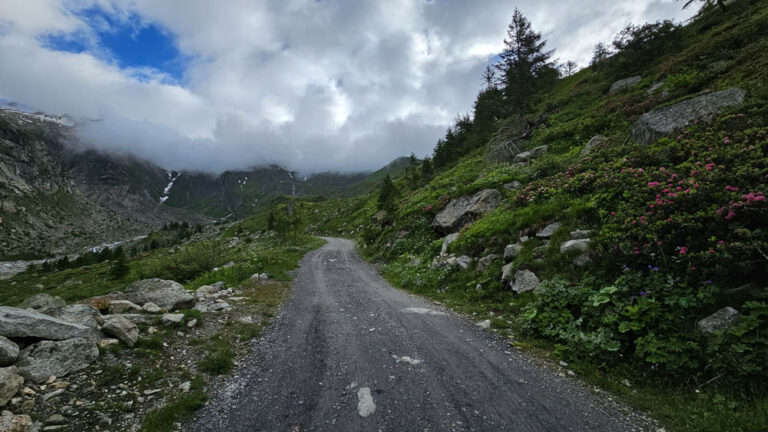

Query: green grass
[141,377,207,432]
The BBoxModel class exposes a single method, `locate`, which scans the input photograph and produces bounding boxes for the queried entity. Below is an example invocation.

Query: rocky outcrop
[432,189,502,233]
[510,270,540,293]
[124,279,195,311]
[633,88,746,144]
[16,338,98,383]
[698,307,739,333]
[609,76,641,94]
[0,336,19,367]
[0,366,23,406]
[101,316,139,347]
[0,307,91,341]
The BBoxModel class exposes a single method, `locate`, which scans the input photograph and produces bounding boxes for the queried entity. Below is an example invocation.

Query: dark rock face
[632,88,746,144]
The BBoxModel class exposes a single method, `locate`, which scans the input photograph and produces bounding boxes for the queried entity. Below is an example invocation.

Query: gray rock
[432,189,502,233]
[0,410,32,431]
[476,254,500,272]
[476,320,491,329]
[44,414,67,426]
[633,88,746,144]
[0,307,91,341]
[581,135,605,157]
[456,256,473,270]
[503,180,522,190]
[195,285,216,299]
[0,336,19,367]
[609,75,641,94]
[510,270,540,293]
[107,300,143,315]
[124,279,195,311]
[569,230,590,240]
[513,151,533,164]
[530,145,548,158]
[647,81,665,95]
[0,366,24,407]
[161,314,184,325]
[142,302,162,313]
[17,338,98,383]
[211,281,226,290]
[501,263,515,283]
[698,307,739,333]
[101,316,139,346]
[536,222,560,239]
[19,293,66,314]
[208,302,231,312]
[50,304,103,330]
[503,244,523,262]
[440,233,460,255]
[560,239,591,253]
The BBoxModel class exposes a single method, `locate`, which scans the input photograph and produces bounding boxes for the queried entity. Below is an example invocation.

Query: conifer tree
[496,8,554,117]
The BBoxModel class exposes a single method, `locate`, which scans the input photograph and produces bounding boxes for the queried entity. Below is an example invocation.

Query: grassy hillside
[296,2,768,430]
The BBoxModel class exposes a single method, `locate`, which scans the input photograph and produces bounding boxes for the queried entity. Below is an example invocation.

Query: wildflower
[724,137,731,144]
[680,246,688,255]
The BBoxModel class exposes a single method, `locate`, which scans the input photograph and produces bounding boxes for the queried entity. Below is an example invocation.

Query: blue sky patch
[40,6,187,82]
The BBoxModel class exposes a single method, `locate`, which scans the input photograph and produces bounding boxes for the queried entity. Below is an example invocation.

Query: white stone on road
[357,387,376,418]
[392,355,423,365]
[401,307,446,316]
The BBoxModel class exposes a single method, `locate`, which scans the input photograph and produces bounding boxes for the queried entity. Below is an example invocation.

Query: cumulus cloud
[0,0,695,174]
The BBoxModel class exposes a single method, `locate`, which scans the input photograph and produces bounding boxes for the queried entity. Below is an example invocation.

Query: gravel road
[188,237,656,431]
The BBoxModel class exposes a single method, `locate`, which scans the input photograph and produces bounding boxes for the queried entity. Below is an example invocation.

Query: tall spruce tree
[496,8,554,117]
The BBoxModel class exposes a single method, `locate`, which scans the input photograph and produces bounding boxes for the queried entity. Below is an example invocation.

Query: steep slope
[0,109,205,259]
[298,2,768,430]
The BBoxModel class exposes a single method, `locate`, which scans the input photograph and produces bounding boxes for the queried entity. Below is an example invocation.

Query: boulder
[560,239,591,253]
[107,300,143,315]
[101,316,139,347]
[432,189,502,233]
[581,135,605,157]
[107,314,155,325]
[503,244,523,262]
[250,273,269,283]
[503,181,522,190]
[50,304,103,329]
[501,263,515,284]
[698,307,739,334]
[195,285,221,300]
[124,279,195,311]
[456,255,473,270]
[0,367,24,407]
[142,302,162,313]
[19,294,65,314]
[0,307,91,341]
[16,338,98,384]
[536,222,560,239]
[440,233,459,255]
[0,410,31,431]
[633,88,746,144]
[476,320,491,329]
[510,270,540,293]
[78,292,126,312]
[609,75,641,94]
[97,339,119,349]
[0,337,19,367]
[476,254,500,272]
[161,314,184,325]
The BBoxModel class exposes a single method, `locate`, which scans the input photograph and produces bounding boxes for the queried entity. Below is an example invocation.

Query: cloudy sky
[0,0,695,174]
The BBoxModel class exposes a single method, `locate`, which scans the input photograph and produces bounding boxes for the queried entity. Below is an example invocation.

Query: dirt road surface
[189,237,655,431]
